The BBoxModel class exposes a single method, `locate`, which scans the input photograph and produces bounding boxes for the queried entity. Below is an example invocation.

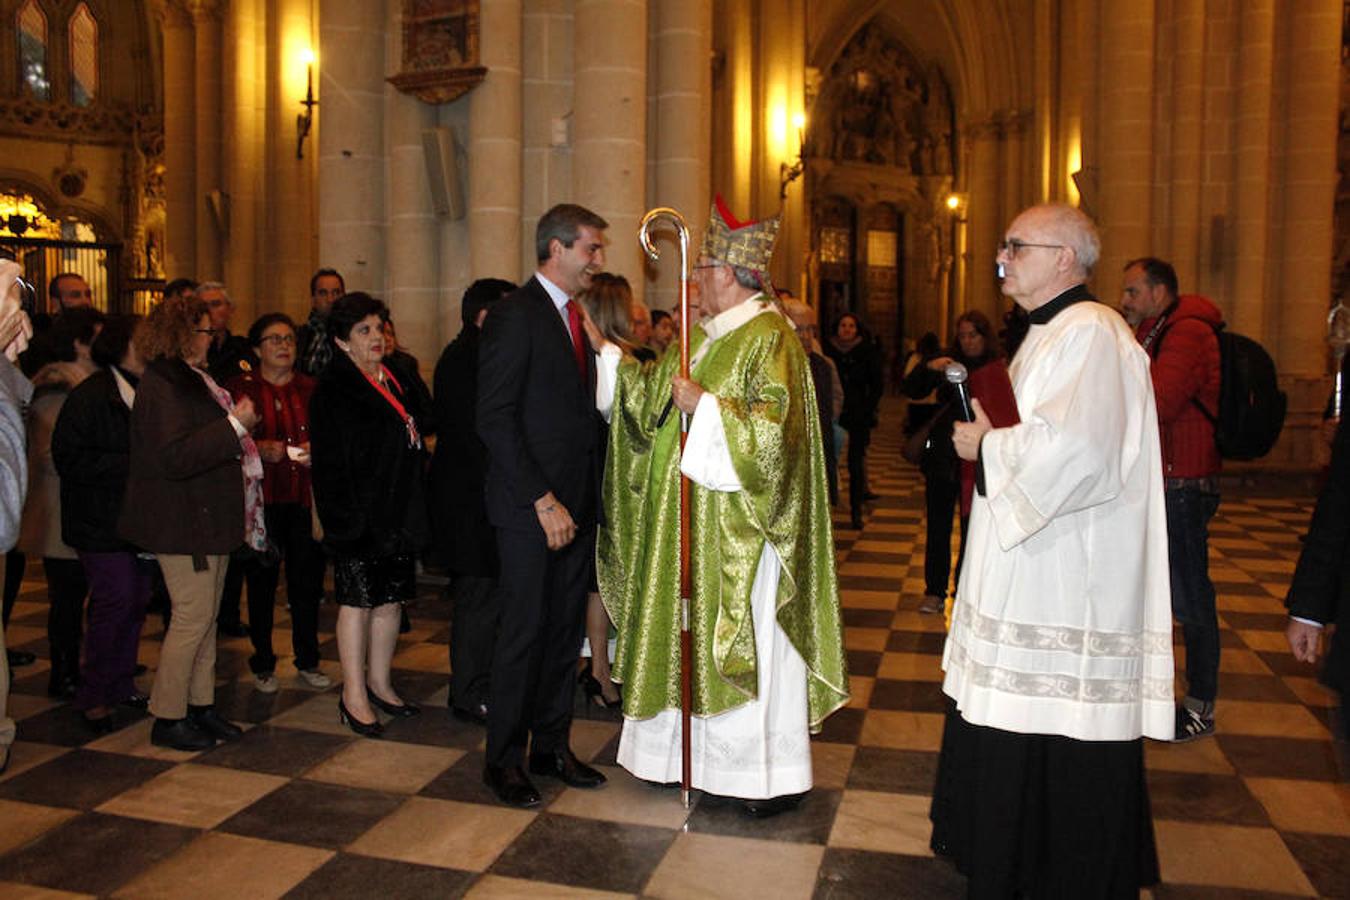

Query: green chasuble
[597,299,850,732]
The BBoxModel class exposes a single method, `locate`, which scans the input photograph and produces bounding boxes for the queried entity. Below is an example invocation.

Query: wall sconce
[779,112,807,200]
[296,48,318,160]
[944,192,968,220]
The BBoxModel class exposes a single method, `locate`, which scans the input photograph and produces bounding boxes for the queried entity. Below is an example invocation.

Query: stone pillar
[469,0,522,284]
[1166,0,1206,289]
[964,118,1003,322]
[224,0,263,320]
[1228,0,1275,339]
[319,0,386,295]
[191,0,223,280]
[1275,0,1340,378]
[649,0,711,310]
[573,0,648,284]
[266,0,317,317]
[1095,0,1155,284]
[383,2,439,365]
[161,1,197,279]
[759,0,806,298]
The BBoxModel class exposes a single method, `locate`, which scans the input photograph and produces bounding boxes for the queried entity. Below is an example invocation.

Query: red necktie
[565,300,587,381]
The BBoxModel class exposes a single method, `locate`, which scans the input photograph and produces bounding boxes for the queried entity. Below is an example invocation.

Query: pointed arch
[17,0,51,101]
[69,2,99,107]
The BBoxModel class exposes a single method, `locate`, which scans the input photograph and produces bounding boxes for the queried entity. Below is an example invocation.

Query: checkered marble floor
[0,400,1346,898]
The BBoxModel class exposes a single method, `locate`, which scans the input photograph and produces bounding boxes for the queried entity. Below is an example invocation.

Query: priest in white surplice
[590,199,849,818]
[929,204,1173,898]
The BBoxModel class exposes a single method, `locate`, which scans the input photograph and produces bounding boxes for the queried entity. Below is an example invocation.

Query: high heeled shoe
[337,698,384,737]
[578,671,622,709]
[367,689,420,718]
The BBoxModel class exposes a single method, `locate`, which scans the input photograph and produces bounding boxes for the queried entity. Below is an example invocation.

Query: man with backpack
[1121,257,1224,741]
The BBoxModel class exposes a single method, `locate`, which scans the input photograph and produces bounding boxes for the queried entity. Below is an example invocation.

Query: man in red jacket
[1122,257,1223,741]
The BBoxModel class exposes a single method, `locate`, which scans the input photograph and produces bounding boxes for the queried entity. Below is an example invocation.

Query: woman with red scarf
[310,293,429,737]
[225,313,328,693]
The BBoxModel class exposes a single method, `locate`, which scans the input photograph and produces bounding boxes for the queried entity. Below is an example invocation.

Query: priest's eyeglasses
[997,239,1066,259]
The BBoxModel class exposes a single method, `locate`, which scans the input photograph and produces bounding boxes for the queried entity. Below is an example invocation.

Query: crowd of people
[0,193,1345,899]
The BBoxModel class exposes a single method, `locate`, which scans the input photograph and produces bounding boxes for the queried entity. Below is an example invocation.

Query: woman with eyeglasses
[310,293,429,737]
[224,313,329,694]
[118,294,263,751]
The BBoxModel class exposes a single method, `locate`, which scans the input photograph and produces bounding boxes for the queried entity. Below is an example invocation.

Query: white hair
[1038,204,1100,276]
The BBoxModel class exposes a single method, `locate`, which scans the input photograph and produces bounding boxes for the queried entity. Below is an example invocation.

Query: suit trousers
[486,523,593,768]
[149,554,227,719]
[450,574,499,712]
[0,555,14,752]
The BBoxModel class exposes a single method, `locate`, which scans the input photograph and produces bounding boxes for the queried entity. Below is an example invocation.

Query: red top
[225,371,317,506]
[1135,293,1222,479]
[961,359,1019,516]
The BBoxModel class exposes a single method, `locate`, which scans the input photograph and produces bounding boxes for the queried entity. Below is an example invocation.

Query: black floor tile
[885,632,947,654]
[868,679,948,714]
[1216,672,1300,703]
[844,650,881,678]
[686,788,841,845]
[374,706,489,750]
[837,576,903,592]
[0,749,174,809]
[1215,735,1342,781]
[1279,831,1350,899]
[488,813,675,893]
[417,751,566,808]
[814,707,865,745]
[1145,770,1270,827]
[283,852,476,899]
[846,747,939,794]
[1220,611,1293,631]
[194,725,351,777]
[219,780,406,848]
[0,811,198,895]
[814,847,967,899]
[212,680,320,725]
[840,608,894,629]
[2,703,101,748]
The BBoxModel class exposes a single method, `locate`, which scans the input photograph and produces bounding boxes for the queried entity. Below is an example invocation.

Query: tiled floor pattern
[0,401,1347,898]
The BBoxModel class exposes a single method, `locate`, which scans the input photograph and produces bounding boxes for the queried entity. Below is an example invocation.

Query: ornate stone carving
[0,97,161,148]
[388,0,487,105]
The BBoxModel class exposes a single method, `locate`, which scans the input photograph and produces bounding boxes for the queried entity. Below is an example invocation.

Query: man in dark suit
[477,204,610,807]
[1287,418,1350,777]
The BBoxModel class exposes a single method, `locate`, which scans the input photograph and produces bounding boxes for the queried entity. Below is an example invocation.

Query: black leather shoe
[367,689,420,718]
[449,702,488,726]
[187,705,243,742]
[217,621,250,639]
[528,748,606,788]
[150,716,216,751]
[120,692,150,711]
[483,764,541,807]
[742,792,806,818]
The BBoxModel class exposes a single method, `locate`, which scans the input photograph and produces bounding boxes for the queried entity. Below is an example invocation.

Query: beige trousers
[0,554,14,752]
[149,554,227,720]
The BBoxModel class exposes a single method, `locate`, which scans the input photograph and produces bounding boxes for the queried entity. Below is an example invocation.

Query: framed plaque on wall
[387,0,487,104]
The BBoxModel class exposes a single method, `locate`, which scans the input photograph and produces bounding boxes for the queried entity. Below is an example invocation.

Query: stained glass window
[18,0,50,101]
[69,3,98,107]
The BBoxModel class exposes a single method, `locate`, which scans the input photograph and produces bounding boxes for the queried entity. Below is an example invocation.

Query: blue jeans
[1165,484,1220,704]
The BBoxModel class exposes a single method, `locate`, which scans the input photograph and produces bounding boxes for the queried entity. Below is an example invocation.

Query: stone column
[319,0,386,295]
[1165,0,1206,288]
[574,0,647,284]
[649,0,711,310]
[161,0,197,279]
[383,2,439,365]
[469,0,522,284]
[266,0,317,316]
[191,0,223,280]
[1228,0,1275,339]
[1275,0,1339,378]
[964,117,1003,322]
[1095,0,1155,284]
[224,0,263,320]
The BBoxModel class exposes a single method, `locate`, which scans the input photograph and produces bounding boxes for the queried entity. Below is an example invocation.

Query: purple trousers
[75,551,151,711]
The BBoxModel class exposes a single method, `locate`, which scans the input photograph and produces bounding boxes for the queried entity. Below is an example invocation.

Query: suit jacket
[117,357,245,555]
[477,276,600,532]
[1287,417,1350,696]
[429,325,496,574]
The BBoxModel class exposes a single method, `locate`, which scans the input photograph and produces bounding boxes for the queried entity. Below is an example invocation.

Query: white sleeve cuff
[1290,615,1325,628]
[595,342,622,424]
[679,393,742,492]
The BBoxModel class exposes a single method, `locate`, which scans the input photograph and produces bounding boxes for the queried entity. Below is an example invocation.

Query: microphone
[945,361,974,422]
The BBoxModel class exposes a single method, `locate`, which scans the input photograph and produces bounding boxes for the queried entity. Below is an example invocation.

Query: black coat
[1287,417,1350,696]
[206,332,257,384]
[429,326,495,574]
[477,276,601,532]
[51,368,137,552]
[826,337,883,431]
[117,358,246,555]
[309,350,429,558]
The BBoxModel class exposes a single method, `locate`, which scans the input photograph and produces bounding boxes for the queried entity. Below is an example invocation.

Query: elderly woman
[310,292,428,737]
[118,294,263,752]
[225,313,328,693]
[52,316,151,732]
